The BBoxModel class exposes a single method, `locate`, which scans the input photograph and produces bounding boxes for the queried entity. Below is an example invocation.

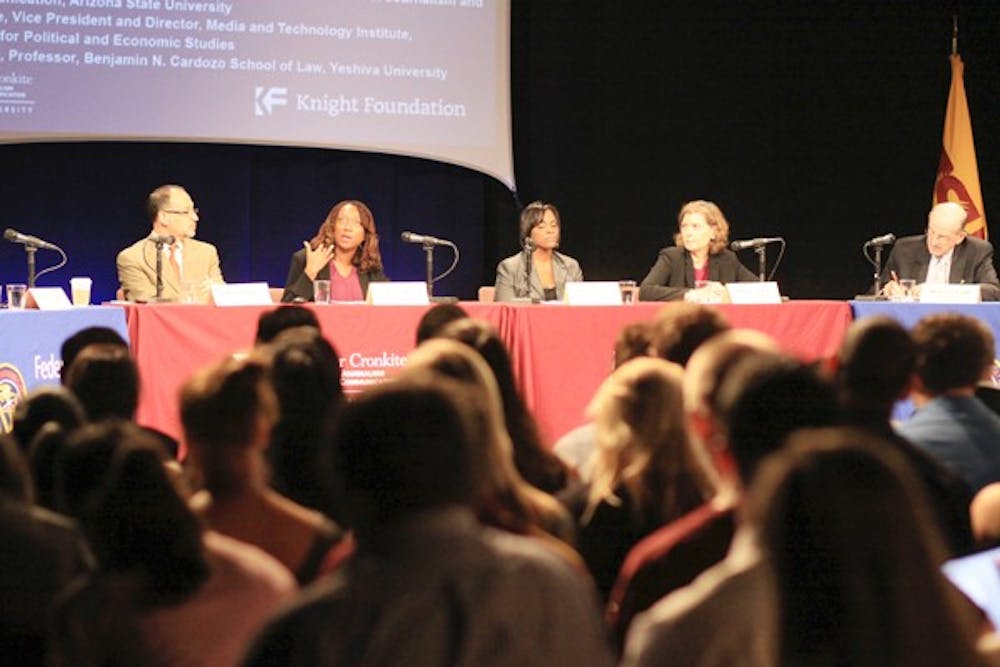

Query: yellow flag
[934,54,987,239]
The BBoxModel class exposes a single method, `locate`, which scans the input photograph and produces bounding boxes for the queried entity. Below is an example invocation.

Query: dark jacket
[639,246,756,302]
[281,248,388,302]
[881,235,1000,301]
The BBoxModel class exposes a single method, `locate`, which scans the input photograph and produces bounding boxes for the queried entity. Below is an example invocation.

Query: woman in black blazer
[639,200,756,302]
[282,200,388,302]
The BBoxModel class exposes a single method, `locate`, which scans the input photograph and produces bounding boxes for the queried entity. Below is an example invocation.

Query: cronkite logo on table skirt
[339,351,408,393]
[0,363,28,433]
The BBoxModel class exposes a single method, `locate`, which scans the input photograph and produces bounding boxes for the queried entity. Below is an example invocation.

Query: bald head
[926,202,967,258]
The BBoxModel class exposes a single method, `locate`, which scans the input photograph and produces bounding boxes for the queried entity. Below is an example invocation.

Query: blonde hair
[586,357,714,524]
[673,199,731,255]
[405,339,567,538]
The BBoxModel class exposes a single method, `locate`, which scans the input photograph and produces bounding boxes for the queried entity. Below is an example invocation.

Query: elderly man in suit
[881,201,1000,301]
[116,185,224,302]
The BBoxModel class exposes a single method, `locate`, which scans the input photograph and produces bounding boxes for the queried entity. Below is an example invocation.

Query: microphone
[401,231,452,246]
[148,233,176,245]
[865,233,896,247]
[4,228,59,250]
[730,237,783,251]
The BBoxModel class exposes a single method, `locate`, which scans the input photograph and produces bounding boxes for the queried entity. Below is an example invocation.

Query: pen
[890,270,899,282]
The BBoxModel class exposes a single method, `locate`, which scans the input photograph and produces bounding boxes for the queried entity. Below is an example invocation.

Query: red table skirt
[126,300,851,450]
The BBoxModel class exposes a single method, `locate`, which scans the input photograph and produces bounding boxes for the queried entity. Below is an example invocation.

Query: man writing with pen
[881,201,1000,301]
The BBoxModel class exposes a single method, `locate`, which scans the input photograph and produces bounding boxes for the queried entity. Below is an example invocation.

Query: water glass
[7,283,26,309]
[314,279,331,304]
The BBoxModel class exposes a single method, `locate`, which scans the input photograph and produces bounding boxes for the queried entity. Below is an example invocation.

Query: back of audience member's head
[11,386,85,454]
[330,373,479,545]
[613,321,654,368]
[911,313,994,394]
[64,344,140,421]
[747,429,983,666]
[436,318,569,493]
[718,353,839,485]
[415,303,469,345]
[255,306,321,345]
[970,482,1000,549]
[586,357,714,524]
[27,423,72,511]
[60,327,128,385]
[0,433,32,504]
[649,303,730,366]
[180,357,278,498]
[683,329,781,420]
[258,326,343,511]
[835,316,915,421]
[59,421,208,605]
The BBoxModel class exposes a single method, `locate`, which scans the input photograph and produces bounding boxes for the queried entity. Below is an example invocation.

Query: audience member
[436,318,571,493]
[181,356,346,584]
[63,344,140,421]
[970,482,1000,549]
[834,315,975,555]
[117,184,224,302]
[554,320,655,480]
[49,421,293,667]
[414,302,468,344]
[59,326,127,385]
[897,312,1000,492]
[0,434,91,667]
[648,302,730,366]
[606,330,778,648]
[621,355,839,666]
[563,358,716,602]
[244,375,613,667]
[254,305,321,345]
[405,339,576,550]
[11,386,85,454]
[258,326,345,515]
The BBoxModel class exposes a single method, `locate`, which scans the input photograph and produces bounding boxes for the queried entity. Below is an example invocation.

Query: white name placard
[919,283,981,304]
[725,281,782,304]
[367,281,430,305]
[564,281,623,305]
[27,287,73,310]
[210,282,273,306]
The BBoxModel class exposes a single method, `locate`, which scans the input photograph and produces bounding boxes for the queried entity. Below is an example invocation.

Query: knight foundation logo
[0,363,27,433]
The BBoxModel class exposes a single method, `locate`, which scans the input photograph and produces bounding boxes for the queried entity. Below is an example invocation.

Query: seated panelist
[639,200,756,302]
[281,200,388,303]
[494,201,583,302]
[881,201,1000,301]
[116,184,224,302]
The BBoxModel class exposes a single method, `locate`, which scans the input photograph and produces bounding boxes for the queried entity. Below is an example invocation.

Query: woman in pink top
[281,199,389,302]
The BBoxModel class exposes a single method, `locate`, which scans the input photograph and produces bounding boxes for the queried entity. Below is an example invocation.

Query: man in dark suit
[881,201,1000,301]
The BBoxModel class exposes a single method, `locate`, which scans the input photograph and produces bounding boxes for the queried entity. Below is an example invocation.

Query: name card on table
[725,281,782,304]
[26,287,73,310]
[919,283,981,304]
[564,281,622,305]
[367,281,430,306]
[210,282,273,306]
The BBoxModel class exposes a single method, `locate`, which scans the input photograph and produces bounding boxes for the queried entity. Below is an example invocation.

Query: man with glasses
[881,201,1000,301]
[116,184,224,302]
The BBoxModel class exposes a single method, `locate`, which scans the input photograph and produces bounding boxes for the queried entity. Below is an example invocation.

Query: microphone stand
[154,238,166,300]
[422,240,435,298]
[522,238,534,299]
[871,244,884,296]
[754,246,767,282]
[24,245,37,288]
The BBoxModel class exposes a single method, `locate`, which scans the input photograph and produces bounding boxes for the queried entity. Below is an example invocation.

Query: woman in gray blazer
[494,201,583,302]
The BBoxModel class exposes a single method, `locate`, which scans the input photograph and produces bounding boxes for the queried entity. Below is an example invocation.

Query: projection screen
[0,0,514,188]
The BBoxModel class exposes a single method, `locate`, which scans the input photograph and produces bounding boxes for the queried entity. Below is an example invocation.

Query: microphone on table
[864,233,896,247]
[400,231,454,246]
[730,237,783,251]
[4,228,60,250]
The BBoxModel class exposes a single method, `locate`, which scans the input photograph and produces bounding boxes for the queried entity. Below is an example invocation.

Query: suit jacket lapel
[949,243,968,283]
[684,253,696,287]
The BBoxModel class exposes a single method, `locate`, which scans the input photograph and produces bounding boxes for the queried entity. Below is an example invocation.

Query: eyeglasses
[163,208,199,216]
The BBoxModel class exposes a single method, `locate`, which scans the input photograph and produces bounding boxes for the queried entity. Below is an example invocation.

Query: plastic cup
[899,278,916,302]
[7,283,26,309]
[314,279,331,304]
[70,277,92,306]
